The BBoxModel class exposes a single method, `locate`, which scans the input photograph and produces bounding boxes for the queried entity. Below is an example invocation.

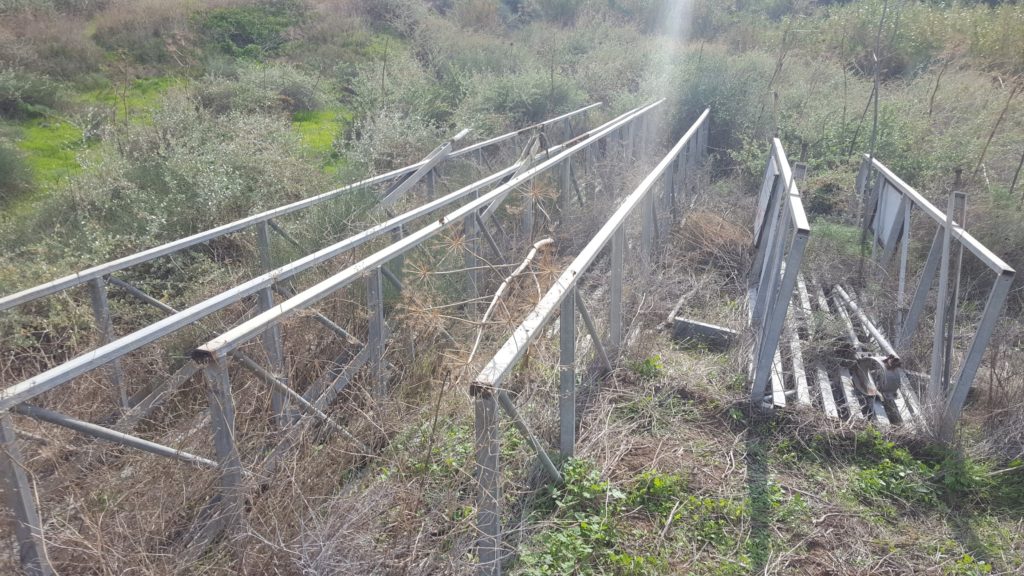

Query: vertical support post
[204,360,243,531]
[900,226,943,349]
[666,162,677,224]
[624,123,634,161]
[426,168,436,200]
[559,288,576,459]
[1,413,53,576]
[464,214,480,311]
[610,227,624,350]
[255,222,288,424]
[638,113,648,160]
[474,389,501,576]
[88,277,128,409]
[896,200,911,330]
[942,192,967,395]
[641,186,656,260]
[366,267,385,398]
[929,193,955,403]
[559,157,572,222]
[521,195,535,243]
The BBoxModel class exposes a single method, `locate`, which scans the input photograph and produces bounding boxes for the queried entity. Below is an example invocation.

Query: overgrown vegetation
[1,0,1024,574]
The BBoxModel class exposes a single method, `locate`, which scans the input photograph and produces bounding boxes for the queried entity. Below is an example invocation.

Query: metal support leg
[465,215,480,311]
[559,289,576,459]
[521,194,535,243]
[944,270,1014,435]
[474,390,501,576]
[1,414,53,576]
[255,221,288,424]
[900,227,943,349]
[88,277,128,409]
[367,267,385,398]
[426,168,436,200]
[610,227,624,350]
[204,360,244,531]
[559,158,572,222]
[576,292,612,373]
[929,193,955,403]
[641,188,656,260]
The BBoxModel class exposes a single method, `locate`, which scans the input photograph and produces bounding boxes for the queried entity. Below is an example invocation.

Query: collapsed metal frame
[857,157,1015,432]
[747,138,811,407]
[468,109,710,576]
[0,104,604,575]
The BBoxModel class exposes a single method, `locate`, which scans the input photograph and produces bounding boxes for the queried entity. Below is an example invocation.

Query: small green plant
[946,554,993,576]
[630,355,665,380]
[855,455,938,508]
[626,471,688,516]
[518,460,670,575]
[673,495,746,550]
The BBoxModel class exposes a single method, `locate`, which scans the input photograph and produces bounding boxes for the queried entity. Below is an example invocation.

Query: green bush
[196,62,328,115]
[196,0,305,58]
[3,89,327,262]
[91,0,191,65]
[0,140,33,203]
[0,68,63,118]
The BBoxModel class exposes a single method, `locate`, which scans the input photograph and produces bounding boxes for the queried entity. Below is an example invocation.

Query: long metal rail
[468,109,709,576]
[0,103,601,311]
[0,105,623,411]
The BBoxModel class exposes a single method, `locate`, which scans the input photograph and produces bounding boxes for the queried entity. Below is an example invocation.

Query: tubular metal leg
[0,413,53,576]
[88,277,128,409]
[204,361,244,532]
[559,289,576,458]
[367,267,386,399]
[474,390,501,576]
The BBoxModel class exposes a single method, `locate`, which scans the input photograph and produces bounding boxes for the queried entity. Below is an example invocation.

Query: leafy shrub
[0,68,63,118]
[196,0,305,58]
[5,89,326,262]
[0,140,32,203]
[458,65,584,129]
[0,14,103,79]
[341,108,446,173]
[91,0,192,65]
[196,62,328,115]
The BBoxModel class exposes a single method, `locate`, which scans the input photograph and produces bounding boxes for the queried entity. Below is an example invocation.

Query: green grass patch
[16,118,85,188]
[292,108,350,155]
[78,76,181,120]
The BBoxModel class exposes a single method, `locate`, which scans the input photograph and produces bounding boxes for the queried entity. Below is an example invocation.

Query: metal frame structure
[857,157,1015,431]
[0,104,607,575]
[182,100,663,566]
[467,109,710,575]
[748,139,811,406]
